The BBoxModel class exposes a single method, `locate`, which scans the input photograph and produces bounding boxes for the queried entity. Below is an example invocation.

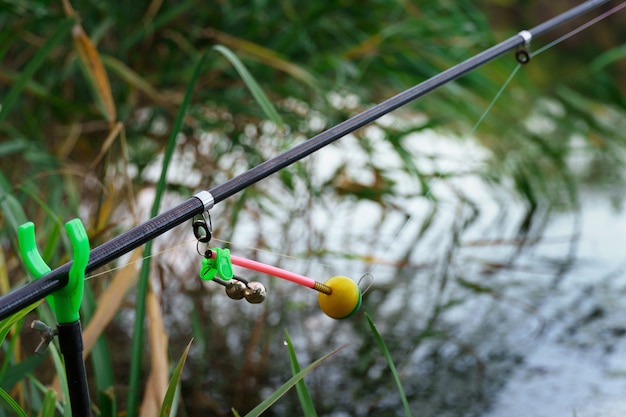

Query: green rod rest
[17,219,90,324]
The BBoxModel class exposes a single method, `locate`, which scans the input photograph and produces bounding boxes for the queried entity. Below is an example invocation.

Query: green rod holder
[17,219,90,324]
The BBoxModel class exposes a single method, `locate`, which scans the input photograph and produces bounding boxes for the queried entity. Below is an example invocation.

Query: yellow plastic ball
[318,276,362,319]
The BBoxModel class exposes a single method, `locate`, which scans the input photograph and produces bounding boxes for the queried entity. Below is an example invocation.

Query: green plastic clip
[17,219,90,324]
[199,248,233,281]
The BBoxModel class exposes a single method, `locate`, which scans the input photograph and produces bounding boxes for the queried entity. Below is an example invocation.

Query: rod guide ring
[194,190,215,212]
[517,30,532,47]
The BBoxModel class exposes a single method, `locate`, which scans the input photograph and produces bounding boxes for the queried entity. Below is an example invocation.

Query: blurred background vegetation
[1,0,625,416]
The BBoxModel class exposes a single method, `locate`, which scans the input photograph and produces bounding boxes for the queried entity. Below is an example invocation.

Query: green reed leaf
[242,345,344,417]
[285,329,318,417]
[213,44,284,129]
[159,339,193,417]
[365,313,412,417]
[0,387,27,417]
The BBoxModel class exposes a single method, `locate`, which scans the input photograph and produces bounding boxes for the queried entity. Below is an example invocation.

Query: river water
[485,189,626,417]
[126,120,626,415]
[275,129,626,416]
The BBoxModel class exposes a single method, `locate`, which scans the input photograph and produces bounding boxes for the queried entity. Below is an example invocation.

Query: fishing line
[84,237,198,281]
[212,237,335,269]
[532,2,626,58]
[211,236,370,279]
[213,234,400,297]
[83,232,365,286]
[363,58,524,283]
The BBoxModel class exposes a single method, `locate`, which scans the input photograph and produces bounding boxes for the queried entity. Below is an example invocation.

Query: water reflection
[117,129,625,416]
[487,190,626,417]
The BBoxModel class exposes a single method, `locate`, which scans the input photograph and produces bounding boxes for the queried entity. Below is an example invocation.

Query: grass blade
[0,354,46,391]
[242,345,345,417]
[0,69,84,114]
[207,29,316,87]
[71,23,116,123]
[213,44,284,129]
[158,339,193,417]
[40,388,57,417]
[82,285,116,417]
[365,313,412,417]
[121,1,195,52]
[0,18,74,122]
[0,302,40,346]
[82,248,142,354]
[0,172,28,237]
[27,375,62,415]
[102,55,169,105]
[49,344,71,417]
[0,387,27,417]
[591,44,626,71]
[0,247,8,297]
[140,289,169,417]
[284,329,317,417]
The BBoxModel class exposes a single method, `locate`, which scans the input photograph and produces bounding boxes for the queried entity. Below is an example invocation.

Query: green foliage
[0,18,74,123]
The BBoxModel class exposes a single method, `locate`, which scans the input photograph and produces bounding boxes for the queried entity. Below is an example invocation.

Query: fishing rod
[0,0,613,322]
